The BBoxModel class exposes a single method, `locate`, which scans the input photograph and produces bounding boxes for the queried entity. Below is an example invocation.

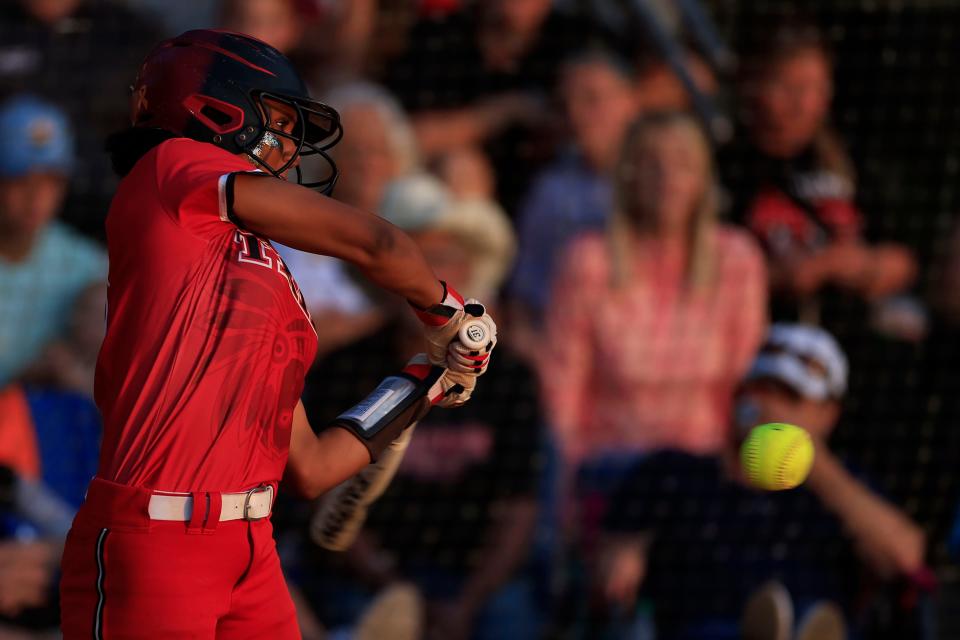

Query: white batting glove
[411,281,467,367]
[404,353,474,409]
[445,302,497,375]
[436,301,497,407]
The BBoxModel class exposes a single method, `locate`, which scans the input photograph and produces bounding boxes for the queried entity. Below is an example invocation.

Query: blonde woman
[543,112,768,465]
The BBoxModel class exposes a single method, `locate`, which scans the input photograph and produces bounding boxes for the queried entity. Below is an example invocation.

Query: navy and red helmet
[130,29,341,194]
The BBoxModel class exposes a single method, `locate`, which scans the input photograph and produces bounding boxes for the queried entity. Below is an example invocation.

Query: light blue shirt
[0,222,106,385]
[509,151,612,318]
[275,245,372,316]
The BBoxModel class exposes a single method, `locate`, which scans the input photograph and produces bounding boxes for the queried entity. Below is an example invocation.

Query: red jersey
[94,138,318,491]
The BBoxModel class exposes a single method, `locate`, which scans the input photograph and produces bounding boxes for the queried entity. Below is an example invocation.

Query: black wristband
[326,367,442,461]
[333,396,431,462]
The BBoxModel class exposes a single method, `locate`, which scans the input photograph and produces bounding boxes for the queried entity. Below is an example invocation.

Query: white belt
[147,485,275,522]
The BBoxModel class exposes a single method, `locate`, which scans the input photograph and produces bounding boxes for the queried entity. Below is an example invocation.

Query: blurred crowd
[0,0,958,639]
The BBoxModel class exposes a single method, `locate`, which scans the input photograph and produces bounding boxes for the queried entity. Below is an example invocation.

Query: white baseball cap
[379,173,516,300]
[746,323,849,401]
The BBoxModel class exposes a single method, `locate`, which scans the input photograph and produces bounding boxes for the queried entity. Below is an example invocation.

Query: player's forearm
[286,428,371,499]
[807,446,925,574]
[287,404,372,499]
[349,225,444,309]
[458,498,538,614]
[232,175,443,309]
[278,207,442,309]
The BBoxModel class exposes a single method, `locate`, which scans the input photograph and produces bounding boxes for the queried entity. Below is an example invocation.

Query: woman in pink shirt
[544,112,767,464]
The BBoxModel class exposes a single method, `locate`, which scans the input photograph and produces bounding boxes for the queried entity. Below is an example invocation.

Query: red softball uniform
[95,137,317,490]
[61,138,318,639]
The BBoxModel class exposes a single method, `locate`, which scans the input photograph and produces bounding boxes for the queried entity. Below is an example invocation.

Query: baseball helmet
[130,29,341,194]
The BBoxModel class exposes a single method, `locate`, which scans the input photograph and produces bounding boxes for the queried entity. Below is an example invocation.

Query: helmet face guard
[243,91,343,196]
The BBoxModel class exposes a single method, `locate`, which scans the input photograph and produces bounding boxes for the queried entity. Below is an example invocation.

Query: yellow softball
[740,423,815,491]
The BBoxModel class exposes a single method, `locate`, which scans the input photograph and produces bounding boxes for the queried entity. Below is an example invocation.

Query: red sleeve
[153,138,262,238]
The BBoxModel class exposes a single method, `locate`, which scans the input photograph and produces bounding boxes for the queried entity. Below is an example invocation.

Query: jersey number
[234,230,311,321]
[234,232,273,268]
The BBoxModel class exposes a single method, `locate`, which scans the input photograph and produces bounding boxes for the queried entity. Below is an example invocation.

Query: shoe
[741,581,794,640]
[353,583,424,640]
[795,601,846,640]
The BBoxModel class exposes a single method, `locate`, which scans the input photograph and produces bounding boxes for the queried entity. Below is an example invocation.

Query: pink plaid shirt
[543,226,767,463]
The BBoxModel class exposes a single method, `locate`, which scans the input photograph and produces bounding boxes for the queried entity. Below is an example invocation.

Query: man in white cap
[282,173,543,640]
[0,94,106,390]
[593,324,927,640]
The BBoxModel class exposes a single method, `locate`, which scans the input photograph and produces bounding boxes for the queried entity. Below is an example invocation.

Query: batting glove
[445,303,497,374]
[410,281,469,367]
[436,302,497,407]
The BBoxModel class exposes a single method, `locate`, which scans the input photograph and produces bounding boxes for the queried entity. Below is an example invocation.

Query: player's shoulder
[154,138,249,168]
[143,138,255,186]
[141,138,260,206]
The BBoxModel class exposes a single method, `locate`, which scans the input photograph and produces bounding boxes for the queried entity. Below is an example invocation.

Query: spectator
[434,145,498,202]
[0,383,101,634]
[596,324,927,640]
[292,174,539,640]
[277,82,419,359]
[376,174,515,303]
[0,0,161,240]
[126,0,218,36]
[543,111,767,464]
[220,0,305,55]
[303,0,380,89]
[0,96,106,391]
[324,83,419,214]
[30,283,106,396]
[385,0,620,213]
[509,50,639,333]
[220,0,382,90]
[886,221,960,564]
[634,51,718,113]
[720,19,916,326]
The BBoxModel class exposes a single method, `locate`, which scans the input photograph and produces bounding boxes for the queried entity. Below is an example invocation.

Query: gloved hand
[410,281,468,367]
[445,302,497,375]
[409,282,498,406]
[435,302,497,407]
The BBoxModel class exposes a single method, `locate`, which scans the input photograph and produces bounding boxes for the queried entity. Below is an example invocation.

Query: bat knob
[458,319,488,351]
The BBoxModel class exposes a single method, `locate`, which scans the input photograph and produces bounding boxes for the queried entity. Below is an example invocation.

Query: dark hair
[738,16,832,81]
[220,0,300,25]
[105,127,178,177]
[736,16,852,182]
[559,48,634,85]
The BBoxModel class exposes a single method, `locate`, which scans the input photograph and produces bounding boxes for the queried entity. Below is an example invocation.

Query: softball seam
[777,432,807,490]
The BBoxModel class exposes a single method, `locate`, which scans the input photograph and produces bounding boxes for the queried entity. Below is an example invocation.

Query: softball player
[58,30,492,639]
